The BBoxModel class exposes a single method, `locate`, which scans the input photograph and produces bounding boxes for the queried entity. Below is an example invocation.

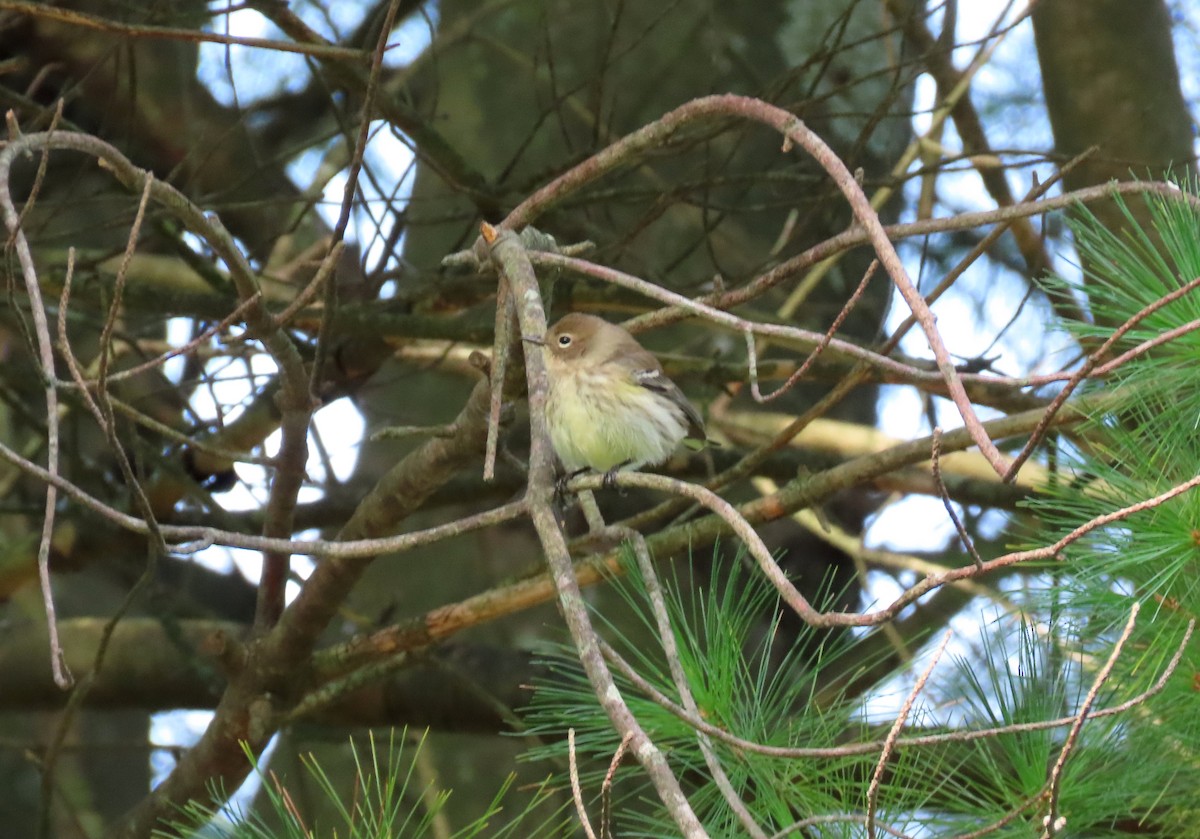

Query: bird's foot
[602,461,632,494]
[556,466,589,499]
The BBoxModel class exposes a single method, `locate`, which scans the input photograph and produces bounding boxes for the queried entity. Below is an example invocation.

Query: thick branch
[0,619,539,731]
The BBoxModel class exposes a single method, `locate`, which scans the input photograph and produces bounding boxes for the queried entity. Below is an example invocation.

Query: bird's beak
[521,335,545,346]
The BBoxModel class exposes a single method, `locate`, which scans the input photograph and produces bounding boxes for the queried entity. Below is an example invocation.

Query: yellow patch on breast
[546,369,686,472]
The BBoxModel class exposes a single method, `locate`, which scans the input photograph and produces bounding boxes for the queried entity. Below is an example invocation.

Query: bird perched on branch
[524,312,706,485]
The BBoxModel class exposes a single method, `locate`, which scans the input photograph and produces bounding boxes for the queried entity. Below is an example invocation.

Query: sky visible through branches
[136,0,1200,826]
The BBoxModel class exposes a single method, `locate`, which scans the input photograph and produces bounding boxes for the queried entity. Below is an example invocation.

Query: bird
[524,312,706,485]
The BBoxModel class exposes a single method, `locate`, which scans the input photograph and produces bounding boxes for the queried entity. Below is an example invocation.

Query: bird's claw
[556,466,589,499]
[602,468,618,491]
[554,473,571,499]
[602,462,630,495]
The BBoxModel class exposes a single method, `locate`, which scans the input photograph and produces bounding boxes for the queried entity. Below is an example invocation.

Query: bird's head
[524,313,618,366]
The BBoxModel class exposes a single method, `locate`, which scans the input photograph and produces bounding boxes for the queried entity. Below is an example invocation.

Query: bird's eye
[557,334,572,347]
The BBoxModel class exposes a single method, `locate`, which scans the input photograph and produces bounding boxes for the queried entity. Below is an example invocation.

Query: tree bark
[1033,0,1195,279]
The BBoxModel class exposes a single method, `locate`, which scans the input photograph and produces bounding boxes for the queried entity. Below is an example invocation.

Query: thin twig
[56,251,103,424]
[41,223,178,839]
[577,490,609,533]
[600,734,633,839]
[65,293,262,388]
[483,277,514,481]
[932,428,984,568]
[887,0,1053,284]
[834,474,1200,629]
[597,618,1191,760]
[529,239,1191,400]
[749,259,878,403]
[1091,317,1200,377]
[282,646,425,724]
[595,471,822,626]
[1042,603,1141,838]
[0,435,536,558]
[769,813,916,839]
[568,729,599,839]
[627,178,1190,336]
[866,630,952,838]
[0,0,369,60]
[529,252,943,390]
[623,529,767,839]
[1005,276,1200,482]
[96,172,154,394]
[309,0,401,392]
[272,241,345,327]
[12,99,61,236]
[0,113,70,689]
[950,789,1048,839]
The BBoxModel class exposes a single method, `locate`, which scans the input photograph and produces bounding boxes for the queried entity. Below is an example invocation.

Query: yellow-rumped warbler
[524,313,706,480]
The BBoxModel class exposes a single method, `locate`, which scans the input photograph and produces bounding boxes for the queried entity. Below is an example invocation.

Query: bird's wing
[632,367,707,442]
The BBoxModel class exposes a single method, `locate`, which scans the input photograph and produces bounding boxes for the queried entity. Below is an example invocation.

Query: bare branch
[867,631,953,838]
[483,223,709,837]
[600,734,633,839]
[568,729,599,839]
[0,114,70,688]
[1005,276,1200,481]
[932,427,985,569]
[625,529,767,839]
[598,618,1192,761]
[749,259,878,404]
[0,0,368,60]
[1042,603,1141,838]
